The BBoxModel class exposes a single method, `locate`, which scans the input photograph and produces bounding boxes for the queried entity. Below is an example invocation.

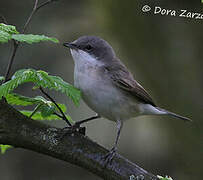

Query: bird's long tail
[156,107,192,122]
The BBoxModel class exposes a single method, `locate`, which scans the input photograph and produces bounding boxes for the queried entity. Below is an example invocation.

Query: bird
[63,35,191,163]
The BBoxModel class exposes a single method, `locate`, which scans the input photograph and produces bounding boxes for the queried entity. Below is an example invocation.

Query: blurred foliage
[0,145,12,154]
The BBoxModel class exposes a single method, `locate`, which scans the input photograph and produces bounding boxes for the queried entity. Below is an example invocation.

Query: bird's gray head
[63,36,116,65]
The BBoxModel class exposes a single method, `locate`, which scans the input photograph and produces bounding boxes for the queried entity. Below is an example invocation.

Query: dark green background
[0,0,202,179]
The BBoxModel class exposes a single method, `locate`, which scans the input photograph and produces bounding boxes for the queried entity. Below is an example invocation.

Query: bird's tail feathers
[156,107,192,122]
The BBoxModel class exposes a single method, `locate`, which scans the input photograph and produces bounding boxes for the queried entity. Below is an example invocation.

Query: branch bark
[0,100,158,180]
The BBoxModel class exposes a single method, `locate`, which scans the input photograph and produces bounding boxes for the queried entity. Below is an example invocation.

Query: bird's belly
[74,70,140,121]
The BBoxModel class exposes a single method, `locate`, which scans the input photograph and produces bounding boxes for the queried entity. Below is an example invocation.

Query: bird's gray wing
[103,61,156,107]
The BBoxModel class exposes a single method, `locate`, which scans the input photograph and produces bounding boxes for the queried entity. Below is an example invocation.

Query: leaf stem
[29,103,43,118]
[39,87,72,126]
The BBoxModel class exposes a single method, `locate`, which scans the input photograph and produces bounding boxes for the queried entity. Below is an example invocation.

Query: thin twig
[54,112,63,118]
[23,0,57,33]
[0,14,7,24]
[36,0,57,11]
[39,87,72,126]
[75,114,100,126]
[3,0,56,83]
[22,0,39,34]
[3,41,18,82]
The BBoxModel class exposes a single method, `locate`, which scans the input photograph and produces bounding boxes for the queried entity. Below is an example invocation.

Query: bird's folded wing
[104,62,156,107]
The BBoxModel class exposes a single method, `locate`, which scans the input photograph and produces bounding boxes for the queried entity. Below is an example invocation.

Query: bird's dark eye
[85,44,93,51]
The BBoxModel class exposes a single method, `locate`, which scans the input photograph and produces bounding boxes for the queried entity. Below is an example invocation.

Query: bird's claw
[63,124,86,134]
[102,147,117,167]
[57,123,86,140]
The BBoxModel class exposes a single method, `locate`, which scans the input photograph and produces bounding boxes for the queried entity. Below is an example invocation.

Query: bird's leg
[103,119,123,166]
[74,114,101,128]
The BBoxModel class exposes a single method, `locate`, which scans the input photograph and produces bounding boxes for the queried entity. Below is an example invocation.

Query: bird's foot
[102,147,117,167]
[57,123,86,140]
[63,122,86,135]
[59,114,100,139]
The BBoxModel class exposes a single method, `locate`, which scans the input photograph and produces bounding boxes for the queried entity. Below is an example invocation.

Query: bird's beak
[63,42,78,50]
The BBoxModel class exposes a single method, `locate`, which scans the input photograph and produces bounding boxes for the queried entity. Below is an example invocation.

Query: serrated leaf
[0,23,19,34]
[6,93,41,106]
[39,104,56,117]
[5,92,72,122]
[33,96,52,106]
[6,93,62,108]
[0,24,58,45]
[20,110,73,123]
[0,30,12,43]
[34,70,81,105]
[5,92,68,116]
[0,144,12,154]
[12,34,59,44]
[45,75,81,106]
[0,69,80,106]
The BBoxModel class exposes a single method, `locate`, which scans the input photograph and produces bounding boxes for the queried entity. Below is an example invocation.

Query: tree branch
[0,100,158,180]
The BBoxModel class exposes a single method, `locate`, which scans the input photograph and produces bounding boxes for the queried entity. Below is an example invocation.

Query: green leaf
[57,103,67,113]
[0,31,12,43]
[5,93,71,120]
[6,94,56,107]
[37,73,81,105]
[0,69,80,105]
[0,144,12,154]
[0,23,19,43]
[0,24,58,44]
[21,110,73,123]
[12,34,59,44]
[157,175,173,180]
[0,23,19,34]
[6,93,42,106]
[39,104,56,117]
[21,110,58,120]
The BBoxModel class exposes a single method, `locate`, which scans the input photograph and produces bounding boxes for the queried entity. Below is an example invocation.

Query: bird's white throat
[70,49,104,67]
